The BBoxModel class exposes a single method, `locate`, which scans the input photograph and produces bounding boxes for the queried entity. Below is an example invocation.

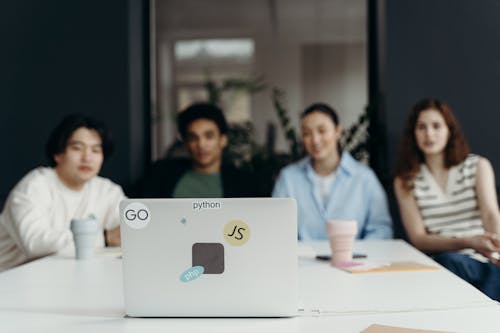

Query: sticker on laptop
[224,220,250,246]
[180,243,225,282]
[180,266,205,283]
[122,202,151,229]
[192,243,225,274]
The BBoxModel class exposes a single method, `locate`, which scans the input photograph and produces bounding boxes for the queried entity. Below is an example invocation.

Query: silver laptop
[120,198,298,317]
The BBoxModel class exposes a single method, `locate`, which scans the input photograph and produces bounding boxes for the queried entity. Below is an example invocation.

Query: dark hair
[301,103,340,125]
[177,103,228,141]
[45,114,114,167]
[395,98,469,191]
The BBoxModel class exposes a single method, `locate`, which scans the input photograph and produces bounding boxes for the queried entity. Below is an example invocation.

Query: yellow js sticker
[223,220,250,246]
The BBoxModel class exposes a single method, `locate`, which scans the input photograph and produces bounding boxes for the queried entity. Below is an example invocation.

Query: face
[301,111,341,161]
[185,119,227,172]
[54,127,104,189]
[414,109,450,156]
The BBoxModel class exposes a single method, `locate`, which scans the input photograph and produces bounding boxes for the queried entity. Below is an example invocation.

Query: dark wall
[383,0,500,180]
[0,0,149,202]
[376,0,500,237]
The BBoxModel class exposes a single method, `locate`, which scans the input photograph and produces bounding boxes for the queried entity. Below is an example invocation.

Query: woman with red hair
[394,98,500,301]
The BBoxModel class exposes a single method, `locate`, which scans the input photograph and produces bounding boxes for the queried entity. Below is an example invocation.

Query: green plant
[339,106,370,163]
[271,88,303,160]
[203,74,269,169]
[224,121,258,167]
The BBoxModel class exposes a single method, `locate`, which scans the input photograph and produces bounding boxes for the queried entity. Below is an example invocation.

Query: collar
[301,151,357,179]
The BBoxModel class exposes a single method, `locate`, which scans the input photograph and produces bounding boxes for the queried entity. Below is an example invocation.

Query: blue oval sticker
[180,266,205,283]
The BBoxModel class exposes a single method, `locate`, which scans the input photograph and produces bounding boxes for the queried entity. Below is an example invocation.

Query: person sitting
[394,98,500,301]
[140,102,259,198]
[0,114,125,272]
[272,103,393,240]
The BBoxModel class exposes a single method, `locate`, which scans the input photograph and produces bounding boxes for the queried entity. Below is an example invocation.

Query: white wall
[302,43,367,129]
[252,40,303,152]
[153,0,367,156]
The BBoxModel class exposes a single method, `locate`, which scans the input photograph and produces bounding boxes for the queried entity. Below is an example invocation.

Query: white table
[299,240,497,314]
[0,240,499,333]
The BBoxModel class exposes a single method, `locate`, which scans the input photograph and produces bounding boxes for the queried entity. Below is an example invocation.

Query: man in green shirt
[140,103,259,198]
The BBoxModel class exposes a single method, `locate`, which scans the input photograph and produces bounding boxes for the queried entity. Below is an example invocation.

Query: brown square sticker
[192,243,225,274]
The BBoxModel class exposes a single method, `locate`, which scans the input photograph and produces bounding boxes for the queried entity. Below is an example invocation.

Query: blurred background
[2,0,500,238]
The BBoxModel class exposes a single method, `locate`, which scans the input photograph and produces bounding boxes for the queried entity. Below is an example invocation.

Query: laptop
[119,198,298,317]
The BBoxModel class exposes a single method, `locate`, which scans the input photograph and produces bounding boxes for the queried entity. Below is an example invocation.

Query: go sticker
[223,220,250,246]
[122,202,151,229]
[180,266,204,282]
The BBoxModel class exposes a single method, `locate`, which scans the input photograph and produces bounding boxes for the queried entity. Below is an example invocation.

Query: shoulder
[22,166,54,182]
[393,176,403,190]
[462,153,481,168]
[11,167,55,194]
[278,157,308,178]
[341,153,376,179]
[2,167,55,209]
[474,155,493,175]
[394,164,424,198]
[476,155,490,168]
[271,158,308,196]
[455,154,482,177]
[394,176,410,198]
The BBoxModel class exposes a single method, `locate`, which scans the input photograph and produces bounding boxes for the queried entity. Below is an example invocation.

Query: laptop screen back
[120,198,298,317]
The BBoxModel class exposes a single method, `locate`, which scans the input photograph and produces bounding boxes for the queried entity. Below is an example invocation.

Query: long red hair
[395,98,470,192]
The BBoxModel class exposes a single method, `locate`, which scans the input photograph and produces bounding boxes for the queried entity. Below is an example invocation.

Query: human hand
[487,233,500,266]
[491,251,500,266]
[105,227,121,247]
[466,233,500,264]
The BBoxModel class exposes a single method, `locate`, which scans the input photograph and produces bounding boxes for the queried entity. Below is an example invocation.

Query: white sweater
[0,167,125,272]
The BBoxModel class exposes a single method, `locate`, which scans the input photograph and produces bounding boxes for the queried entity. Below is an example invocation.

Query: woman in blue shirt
[272,103,393,240]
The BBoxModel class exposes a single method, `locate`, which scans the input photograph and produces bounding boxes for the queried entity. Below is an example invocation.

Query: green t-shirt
[172,170,223,198]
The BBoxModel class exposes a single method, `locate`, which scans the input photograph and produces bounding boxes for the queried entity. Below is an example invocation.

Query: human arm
[394,177,498,255]
[104,227,121,247]
[3,189,72,258]
[476,158,500,235]
[475,157,500,263]
[101,183,126,247]
[272,170,305,239]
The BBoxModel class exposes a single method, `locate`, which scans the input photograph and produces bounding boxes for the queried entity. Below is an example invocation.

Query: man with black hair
[140,103,258,198]
[0,115,124,272]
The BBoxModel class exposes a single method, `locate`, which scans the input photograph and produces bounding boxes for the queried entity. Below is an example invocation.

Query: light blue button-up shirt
[272,152,393,240]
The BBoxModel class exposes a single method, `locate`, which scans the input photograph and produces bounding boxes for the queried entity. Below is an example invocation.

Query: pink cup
[326,220,358,267]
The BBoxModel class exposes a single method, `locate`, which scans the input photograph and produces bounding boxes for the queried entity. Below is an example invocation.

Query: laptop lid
[120,198,298,317]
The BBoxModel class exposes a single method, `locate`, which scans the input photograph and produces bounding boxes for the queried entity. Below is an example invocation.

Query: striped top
[413,154,484,238]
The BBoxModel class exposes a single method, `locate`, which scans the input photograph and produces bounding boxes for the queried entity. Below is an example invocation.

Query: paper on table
[361,324,452,333]
[339,261,439,274]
